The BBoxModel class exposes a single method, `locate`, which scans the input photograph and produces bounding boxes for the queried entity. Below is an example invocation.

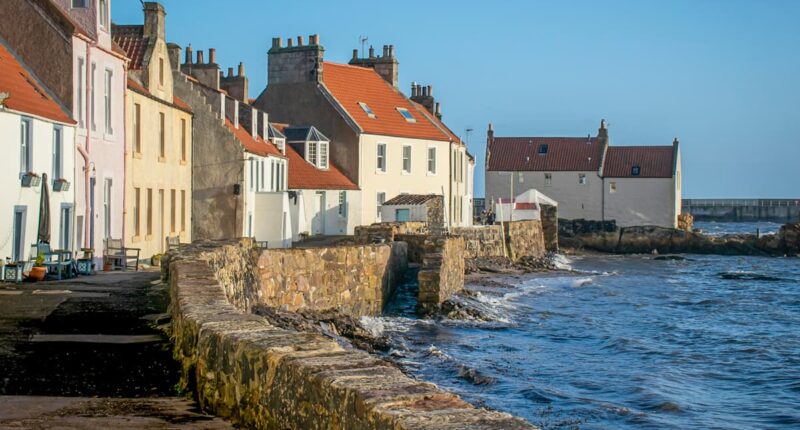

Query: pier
[683,199,800,223]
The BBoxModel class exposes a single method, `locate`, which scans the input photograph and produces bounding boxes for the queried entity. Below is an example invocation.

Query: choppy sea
[363,222,800,429]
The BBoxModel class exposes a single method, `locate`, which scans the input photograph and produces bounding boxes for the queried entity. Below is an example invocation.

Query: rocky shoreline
[560,221,800,256]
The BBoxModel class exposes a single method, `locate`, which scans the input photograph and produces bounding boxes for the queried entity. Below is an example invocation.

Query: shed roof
[382,194,440,206]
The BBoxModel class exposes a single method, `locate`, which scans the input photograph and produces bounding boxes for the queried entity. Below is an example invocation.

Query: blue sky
[113,0,799,198]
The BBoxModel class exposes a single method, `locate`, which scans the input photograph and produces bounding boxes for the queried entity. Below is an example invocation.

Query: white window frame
[99,0,109,29]
[90,62,96,131]
[319,141,329,169]
[358,102,376,119]
[402,145,411,174]
[338,191,347,217]
[104,68,113,135]
[427,146,436,175]
[307,141,318,166]
[376,191,386,219]
[77,57,84,128]
[20,117,32,175]
[544,172,552,186]
[396,107,416,123]
[53,126,63,180]
[376,143,387,173]
[579,173,587,185]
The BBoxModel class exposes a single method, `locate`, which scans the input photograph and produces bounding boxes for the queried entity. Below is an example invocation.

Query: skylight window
[358,102,376,119]
[631,166,641,176]
[538,144,548,154]
[396,107,416,123]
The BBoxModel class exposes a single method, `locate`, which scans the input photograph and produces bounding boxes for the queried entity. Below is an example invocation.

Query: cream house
[486,121,682,228]
[114,3,193,259]
[254,36,472,228]
[0,39,77,262]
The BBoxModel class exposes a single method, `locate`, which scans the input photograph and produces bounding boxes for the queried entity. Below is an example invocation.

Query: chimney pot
[411,82,416,97]
[309,34,319,45]
[196,50,204,64]
[272,37,281,48]
[422,86,428,97]
[383,45,389,57]
[287,38,293,48]
[185,45,193,64]
[427,85,432,97]
[435,102,440,114]
[352,49,358,60]
[209,48,216,64]
[227,67,233,77]
[389,45,395,57]
[238,62,245,76]
[297,35,303,46]
[368,45,375,58]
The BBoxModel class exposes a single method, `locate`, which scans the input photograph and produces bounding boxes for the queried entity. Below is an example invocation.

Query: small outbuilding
[495,189,558,222]
[379,194,444,228]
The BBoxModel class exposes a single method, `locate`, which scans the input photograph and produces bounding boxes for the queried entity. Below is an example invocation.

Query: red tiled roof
[112,25,147,70]
[488,137,605,172]
[0,42,74,124]
[322,62,450,142]
[410,100,463,145]
[603,146,675,178]
[225,119,284,158]
[285,145,357,190]
[173,96,192,113]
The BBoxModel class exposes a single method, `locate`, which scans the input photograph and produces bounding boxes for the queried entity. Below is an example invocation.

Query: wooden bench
[104,238,141,271]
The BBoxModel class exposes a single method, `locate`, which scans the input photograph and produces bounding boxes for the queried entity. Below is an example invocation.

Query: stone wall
[540,204,559,251]
[254,243,407,317]
[354,221,427,244]
[166,240,533,429]
[504,220,547,261]
[417,236,465,314]
[451,226,506,259]
[395,234,429,264]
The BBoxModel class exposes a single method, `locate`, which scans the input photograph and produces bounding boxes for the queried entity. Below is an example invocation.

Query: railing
[683,199,800,207]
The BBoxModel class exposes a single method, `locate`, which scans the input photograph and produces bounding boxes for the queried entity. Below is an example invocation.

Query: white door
[312,192,325,235]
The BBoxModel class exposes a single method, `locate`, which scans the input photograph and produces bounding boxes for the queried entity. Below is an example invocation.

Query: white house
[0,39,77,262]
[280,125,360,240]
[486,120,682,228]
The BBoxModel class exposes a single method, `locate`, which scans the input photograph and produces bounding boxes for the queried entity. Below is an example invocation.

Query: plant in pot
[151,254,163,267]
[103,258,112,271]
[29,253,47,281]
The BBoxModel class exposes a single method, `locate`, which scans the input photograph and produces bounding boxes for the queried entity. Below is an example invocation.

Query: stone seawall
[504,220,547,261]
[354,222,427,244]
[165,240,534,429]
[255,243,407,316]
[416,236,466,314]
[451,226,506,259]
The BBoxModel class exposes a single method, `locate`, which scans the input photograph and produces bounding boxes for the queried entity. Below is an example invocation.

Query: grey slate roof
[283,125,329,142]
[382,194,440,206]
[268,123,286,140]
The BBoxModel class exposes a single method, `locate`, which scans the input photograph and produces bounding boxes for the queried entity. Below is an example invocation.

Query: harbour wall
[164,240,534,429]
[683,199,800,223]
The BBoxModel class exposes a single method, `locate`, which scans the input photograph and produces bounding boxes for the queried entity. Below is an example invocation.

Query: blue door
[395,208,410,222]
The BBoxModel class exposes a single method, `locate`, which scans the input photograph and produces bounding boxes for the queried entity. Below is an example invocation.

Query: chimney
[287,38,293,48]
[220,62,249,103]
[167,43,181,70]
[597,119,609,141]
[410,81,437,117]
[227,67,234,77]
[411,82,417,97]
[196,50,204,64]
[434,102,441,119]
[268,34,325,85]
[208,48,216,64]
[349,42,400,87]
[297,36,304,46]
[238,62,245,77]
[185,45,193,64]
[143,2,166,40]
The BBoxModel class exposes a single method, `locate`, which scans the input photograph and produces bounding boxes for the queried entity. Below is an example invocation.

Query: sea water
[369,224,800,429]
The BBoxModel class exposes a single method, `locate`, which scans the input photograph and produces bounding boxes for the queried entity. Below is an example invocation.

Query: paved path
[0,271,234,429]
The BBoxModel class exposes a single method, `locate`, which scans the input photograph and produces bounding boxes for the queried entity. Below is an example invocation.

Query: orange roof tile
[285,144,358,190]
[0,42,74,124]
[173,96,192,113]
[410,100,463,145]
[225,119,284,158]
[112,25,147,70]
[322,62,450,142]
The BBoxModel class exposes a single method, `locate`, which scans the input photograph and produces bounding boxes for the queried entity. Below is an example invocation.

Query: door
[396,208,410,222]
[312,191,325,235]
[13,207,26,262]
[158,189,164,252]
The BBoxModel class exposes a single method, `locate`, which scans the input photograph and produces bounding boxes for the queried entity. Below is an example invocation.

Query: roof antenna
[359,35,369,59]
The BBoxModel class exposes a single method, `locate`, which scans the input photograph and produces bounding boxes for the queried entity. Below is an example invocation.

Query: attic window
[358,102,376,119]
[72,0,87,7]
[538,144,548,154]
[396,107,416,123]
[631,166,641,176]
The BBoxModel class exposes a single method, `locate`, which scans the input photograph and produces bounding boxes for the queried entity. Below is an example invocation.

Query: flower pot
[53,179,70,192]
[29,266,46,281]
[103,262,112,272]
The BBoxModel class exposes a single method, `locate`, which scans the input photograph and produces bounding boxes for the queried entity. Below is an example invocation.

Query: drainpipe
[121,62,128,246]
[81,38,93,250]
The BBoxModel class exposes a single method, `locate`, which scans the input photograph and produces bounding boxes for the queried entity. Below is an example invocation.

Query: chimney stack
[196,50,204,64]
[167,43,181,70]
[208,48,216,64]
[267,34,325,85]
[368,45,375,58]
[185,45,193,64]
[143,2,166,40]
[349,42,400,87]
[238,62,245,77]
[597,119,609,141]
[353,49,358,60]
[410,82,438,118]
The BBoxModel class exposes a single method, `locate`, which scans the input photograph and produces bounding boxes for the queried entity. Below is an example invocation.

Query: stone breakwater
[164,240,536,429]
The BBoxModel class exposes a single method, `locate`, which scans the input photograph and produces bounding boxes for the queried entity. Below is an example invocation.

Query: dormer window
[306,140,329,169]
[274,138,285,154]
[358,102,376,119]
[396,107,416,123]
[99,0,109,29]
[631,166,641,176]
[538,144,548,154]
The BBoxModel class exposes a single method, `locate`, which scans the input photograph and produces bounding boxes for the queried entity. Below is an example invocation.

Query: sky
[113,0,800,198]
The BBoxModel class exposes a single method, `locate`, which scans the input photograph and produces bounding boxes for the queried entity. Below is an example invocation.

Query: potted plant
[151,254,163,267]
[29,253,47,281]
[103,258,112,272]
[53,178,70,192]
[21,172,40,188]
